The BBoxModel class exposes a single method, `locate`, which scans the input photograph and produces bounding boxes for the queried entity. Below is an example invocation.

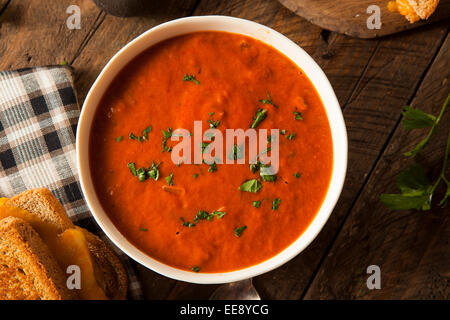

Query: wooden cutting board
[278,0,450,38]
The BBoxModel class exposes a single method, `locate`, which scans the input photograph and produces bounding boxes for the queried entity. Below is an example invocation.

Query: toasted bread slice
[0,216,76,300]
[83,231,128,299]
[3,188,128,300]
[5,188,73,232]
[407,0,440,19]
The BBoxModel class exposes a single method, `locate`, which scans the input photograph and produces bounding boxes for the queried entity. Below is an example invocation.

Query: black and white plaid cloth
[0,65,143,299]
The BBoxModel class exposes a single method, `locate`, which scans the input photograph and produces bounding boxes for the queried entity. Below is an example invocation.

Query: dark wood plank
[69,0,200,300]
[0,0,102,70]
[72,0,199,105]
[304,32,450,299]
[278,0,450,38]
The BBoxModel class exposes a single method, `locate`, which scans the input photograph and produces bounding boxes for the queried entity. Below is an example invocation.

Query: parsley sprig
[183,74,200,85]
[381,94,450,210]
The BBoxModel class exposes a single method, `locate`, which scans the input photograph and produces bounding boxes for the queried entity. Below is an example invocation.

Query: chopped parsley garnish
[193,173,199,179]
[115,136,123,142]
[234,226,247,237]
[128,161,160,182]
[238,179,262,193]
[229,144,243,160]
[252,201,261,208]
[261,174,276,182]
[294,172,301,179]
[142,125,152,140]
[165,173,174,186]
[192,266,201,272]
[183,74,200,85]
[208,162,217,173]
[294,111,303,120]
[259,92,278,108]
[207,112,220,128]
[280,129,286,135]
[140,228,148,232]
[128,162,137,176]
[250,162,260,174]
[162,127,173,152]
[129,125,152,142]
[272,198,282,210]
[286,133,296,140]
[251,109,268,129]
[201,142,210,153]
[129,132,143,142]
[180,217,196,228]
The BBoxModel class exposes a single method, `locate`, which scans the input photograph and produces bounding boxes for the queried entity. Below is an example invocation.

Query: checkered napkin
[0,66,143,299]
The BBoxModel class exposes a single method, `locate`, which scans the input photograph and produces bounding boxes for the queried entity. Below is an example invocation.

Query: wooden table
[1,0,448,299]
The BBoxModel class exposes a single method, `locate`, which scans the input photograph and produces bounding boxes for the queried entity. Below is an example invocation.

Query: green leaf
[165,173,174,186]
[183,74,200,85]
[192,266,201,272]
[128,162,137,176]
[272,198,282,210]
[380,194,431,211]
[294,172,301,179]
[294,111,303,120]
[115,136,123,142]
[380,164,432,211]
[286,133,296,140]
[234,226,247,237]
[402,106,436,130]
[250,109,268,129]
[252,200,261,208]
[238,179,262,193]
[259,92,278,108]
[397,164,431,196]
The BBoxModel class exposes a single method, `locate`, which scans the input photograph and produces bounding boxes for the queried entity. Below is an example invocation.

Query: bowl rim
[77,15,348,284]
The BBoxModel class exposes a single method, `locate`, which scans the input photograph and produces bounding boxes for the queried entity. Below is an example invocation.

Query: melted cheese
[388,0,420,23]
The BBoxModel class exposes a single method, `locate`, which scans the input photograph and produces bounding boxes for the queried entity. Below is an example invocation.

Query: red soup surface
[89,31,333,273]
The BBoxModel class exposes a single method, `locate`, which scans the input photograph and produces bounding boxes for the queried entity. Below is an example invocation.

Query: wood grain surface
[0,0,448,300]
[278,0,450,38]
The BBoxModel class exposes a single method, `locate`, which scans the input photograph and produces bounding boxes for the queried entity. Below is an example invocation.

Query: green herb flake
[128,162,137,176]
[294,111,303,120]
[286,133,296,140]
[238,179,262,193]
[115,136,123,142]
[193,173,199,179]
[294,172,301,179]
[259,92,278,108]
[140,228,148,232]
[208,162,217,173]
[165,173,174,186]
[234,225,247,237]
[162,127,173,152]
[272,198,282,210]
[250,109,268,129]
[183,74,200,85]
[192,266,201,272]
[252,201,261,208]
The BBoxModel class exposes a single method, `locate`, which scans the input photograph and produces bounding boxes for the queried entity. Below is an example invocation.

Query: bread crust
[0,217,76,300]
[6,188,74,232]
[407,0,440,19]
[2,188,128,300]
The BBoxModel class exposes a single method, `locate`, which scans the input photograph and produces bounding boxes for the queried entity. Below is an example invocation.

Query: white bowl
[77,16,348,284]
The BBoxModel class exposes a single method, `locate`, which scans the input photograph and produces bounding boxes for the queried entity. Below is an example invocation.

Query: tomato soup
[89,32,333,273]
